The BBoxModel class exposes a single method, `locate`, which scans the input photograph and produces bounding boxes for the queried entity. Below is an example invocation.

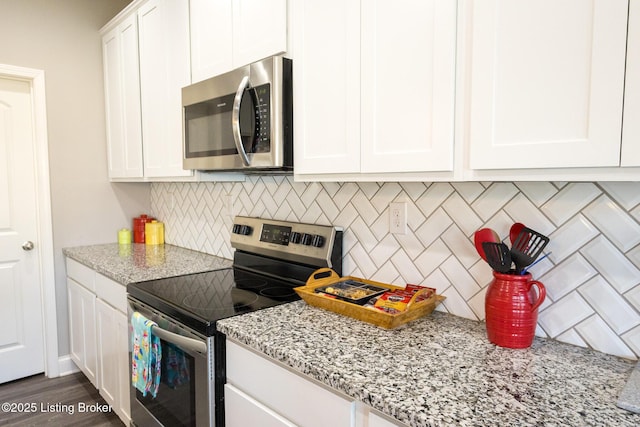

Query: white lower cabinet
[360,405,408,427]
[226,340,354,427]
[225,339,408,427]
[225,384,296,427]
[66,258,130,425]
[370,413,405,427]
[67,278,97,387]
[96,299,131,423]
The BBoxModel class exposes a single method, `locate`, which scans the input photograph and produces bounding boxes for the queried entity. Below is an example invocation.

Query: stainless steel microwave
[182,55,293,172]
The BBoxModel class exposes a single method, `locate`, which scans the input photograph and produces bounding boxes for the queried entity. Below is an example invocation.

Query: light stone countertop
[63,243,231,285]
[62,243,639,425]
[618,362,640,414]
[217,301,639,427]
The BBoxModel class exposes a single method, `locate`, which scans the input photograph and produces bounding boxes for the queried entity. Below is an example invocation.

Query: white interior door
[0,76,45,383]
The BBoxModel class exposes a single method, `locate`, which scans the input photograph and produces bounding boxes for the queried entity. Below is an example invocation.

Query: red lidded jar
[133,214,154,243]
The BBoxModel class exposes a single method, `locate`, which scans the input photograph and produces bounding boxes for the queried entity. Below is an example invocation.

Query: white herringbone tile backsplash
[151,178,640,360]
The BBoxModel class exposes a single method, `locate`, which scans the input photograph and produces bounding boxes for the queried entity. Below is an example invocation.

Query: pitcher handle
[528,280,546,311]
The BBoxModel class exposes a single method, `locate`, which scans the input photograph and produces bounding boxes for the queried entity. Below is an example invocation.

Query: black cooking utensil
[482,242,512,273]
[474,228,500,261]
[511,227,550,273]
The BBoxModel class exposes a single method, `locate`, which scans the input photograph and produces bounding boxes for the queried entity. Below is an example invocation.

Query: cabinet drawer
[66,258,95,292]
[369,410,408,427]
[226,340,354,427]
[225,384,296,427]
[95,273,127,313]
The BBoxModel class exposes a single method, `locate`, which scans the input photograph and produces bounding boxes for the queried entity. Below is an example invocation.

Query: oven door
[127,297,214,427]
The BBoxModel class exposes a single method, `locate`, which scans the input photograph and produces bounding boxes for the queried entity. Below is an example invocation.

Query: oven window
[137,342,196,427]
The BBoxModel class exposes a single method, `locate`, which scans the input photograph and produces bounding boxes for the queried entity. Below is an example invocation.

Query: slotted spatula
[482,242,512,273]
[511,227,550,273]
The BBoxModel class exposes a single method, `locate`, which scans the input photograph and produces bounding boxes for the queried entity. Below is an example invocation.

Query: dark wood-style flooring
[0,372,123,426]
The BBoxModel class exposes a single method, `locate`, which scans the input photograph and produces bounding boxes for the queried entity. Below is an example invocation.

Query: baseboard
[57,355,80,376]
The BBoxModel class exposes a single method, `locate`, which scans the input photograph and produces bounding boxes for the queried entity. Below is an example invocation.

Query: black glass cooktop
[127,268,301,336]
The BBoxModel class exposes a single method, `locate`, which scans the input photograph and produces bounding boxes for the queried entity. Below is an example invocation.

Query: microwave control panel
[252,83,271,153]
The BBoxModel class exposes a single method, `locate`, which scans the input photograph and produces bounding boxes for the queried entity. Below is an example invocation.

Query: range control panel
[230,216,342,268]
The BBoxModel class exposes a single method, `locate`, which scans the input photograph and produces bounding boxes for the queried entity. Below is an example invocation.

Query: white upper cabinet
[467,0,628,170]
[293,0,457,177]
[138,0,192,178]
[622,0,640,167]
[233,0,288,67]
[291,0,361,174]
[102,15,143,179]
[361,0,456,173]
[190,0,287,82]
[102,0,639,181]
[189,0,233,82]
[102,0,245,182]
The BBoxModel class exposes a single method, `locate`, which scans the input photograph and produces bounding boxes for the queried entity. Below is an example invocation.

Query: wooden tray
[294,268,445,329]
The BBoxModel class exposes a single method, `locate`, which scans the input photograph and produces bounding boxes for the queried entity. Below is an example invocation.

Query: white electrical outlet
[389,202,407,234]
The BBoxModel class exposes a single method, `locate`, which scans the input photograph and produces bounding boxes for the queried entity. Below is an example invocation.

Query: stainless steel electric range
[126,216,343,427]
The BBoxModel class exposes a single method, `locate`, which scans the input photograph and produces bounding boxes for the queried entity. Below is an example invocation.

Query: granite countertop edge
[61,243,639,426]
[217,301,639,427]
[618,363,640,413]
[63,243,232,285]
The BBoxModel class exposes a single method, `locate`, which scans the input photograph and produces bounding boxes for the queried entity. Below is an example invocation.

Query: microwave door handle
[150,324,207,355]
[232,75,251,167]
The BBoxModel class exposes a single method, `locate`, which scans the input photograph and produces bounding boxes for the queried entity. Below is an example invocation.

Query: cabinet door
[292,0,361,174]
[68,279,97,387]
[232,0,287,67]
[102,15,143,179]
[190,0,233,82]
[468,0,628,169]
[225,384,296,427]
[361,0,456,173]
[138,0,192,178]
[115,309,131,423]
[368,411,407,427]
[226,341,354,427]
[96,299,117,409]
[96,300,131,425]
[622,0,640,166]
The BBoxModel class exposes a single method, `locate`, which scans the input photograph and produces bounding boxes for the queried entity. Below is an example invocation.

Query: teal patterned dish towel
[131,312,162,397]
[165,342,190,388]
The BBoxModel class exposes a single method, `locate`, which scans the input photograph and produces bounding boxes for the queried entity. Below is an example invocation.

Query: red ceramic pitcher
[485,271,546,349]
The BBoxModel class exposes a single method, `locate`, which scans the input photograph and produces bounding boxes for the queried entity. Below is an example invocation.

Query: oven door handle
[231,75,252,167]
[150,325,207,355]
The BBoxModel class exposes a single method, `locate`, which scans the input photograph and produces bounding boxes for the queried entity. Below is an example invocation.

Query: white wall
[0,0,150,356]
